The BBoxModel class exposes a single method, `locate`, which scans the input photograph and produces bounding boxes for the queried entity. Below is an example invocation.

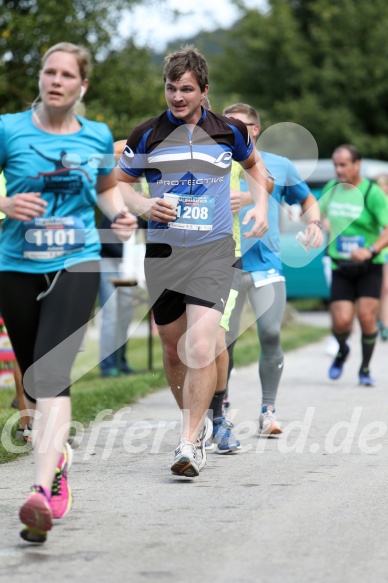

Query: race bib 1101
[23,216,86,259]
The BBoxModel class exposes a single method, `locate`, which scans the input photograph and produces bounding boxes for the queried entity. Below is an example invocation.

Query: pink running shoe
[50,442,73,519]
[19,485,53,543]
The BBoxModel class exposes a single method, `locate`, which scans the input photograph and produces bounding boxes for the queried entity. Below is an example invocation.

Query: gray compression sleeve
[226,272,286,407]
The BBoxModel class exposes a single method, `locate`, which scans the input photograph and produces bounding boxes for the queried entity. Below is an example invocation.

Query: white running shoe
[325,335,352,357]
[196,417,213,471]
[204,439,216,452]
[15,423,32,444]
[325,336,339,357]
[171,439,199,477]
[259,407,283,436]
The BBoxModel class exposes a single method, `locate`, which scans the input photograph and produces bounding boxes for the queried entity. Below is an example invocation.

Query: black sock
[209,389,226,420]
[360,331,378,371]
[333,330,351,356]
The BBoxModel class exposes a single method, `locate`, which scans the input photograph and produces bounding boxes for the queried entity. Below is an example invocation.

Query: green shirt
[320,178,388,265]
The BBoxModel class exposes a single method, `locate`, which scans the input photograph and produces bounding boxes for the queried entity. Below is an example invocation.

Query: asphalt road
[1,312,388,583]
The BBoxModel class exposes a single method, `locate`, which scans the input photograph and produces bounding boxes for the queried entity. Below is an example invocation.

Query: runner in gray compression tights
[226,275,285,408]
[222,102,323,436]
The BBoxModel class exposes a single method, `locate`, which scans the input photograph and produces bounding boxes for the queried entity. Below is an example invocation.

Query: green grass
[0,314,329,464]
[289,298,328,312]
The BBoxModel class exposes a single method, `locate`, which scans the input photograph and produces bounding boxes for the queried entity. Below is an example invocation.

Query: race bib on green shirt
[336,235,365,258]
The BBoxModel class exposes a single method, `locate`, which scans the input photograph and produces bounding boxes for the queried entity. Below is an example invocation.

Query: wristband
[112,212,123,224]
[112,208,128,223]
[308,220,323,230]
[368,245,378,258]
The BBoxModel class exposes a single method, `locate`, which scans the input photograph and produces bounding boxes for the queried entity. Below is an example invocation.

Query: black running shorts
[145,236,236,325]
[330,263,383,302]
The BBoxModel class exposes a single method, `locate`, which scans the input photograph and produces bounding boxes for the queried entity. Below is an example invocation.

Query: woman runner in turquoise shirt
[0,42,137,544]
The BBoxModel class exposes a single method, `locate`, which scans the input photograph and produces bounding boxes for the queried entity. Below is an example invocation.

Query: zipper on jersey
[189,137,193,195]
[183,134,194,247]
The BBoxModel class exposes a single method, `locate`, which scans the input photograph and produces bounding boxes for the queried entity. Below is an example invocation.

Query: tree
[0,0,147,113]
[211,0,388,158]
[86,40,164,139]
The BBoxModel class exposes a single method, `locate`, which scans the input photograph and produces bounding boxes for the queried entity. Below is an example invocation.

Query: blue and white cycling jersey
[119,108,253,247]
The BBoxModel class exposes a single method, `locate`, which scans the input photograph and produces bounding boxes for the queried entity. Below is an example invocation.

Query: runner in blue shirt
[116,46,269,478]
[223,103,323,436]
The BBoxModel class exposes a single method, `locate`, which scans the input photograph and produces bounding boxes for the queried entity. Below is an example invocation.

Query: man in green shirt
[320,144,388,385]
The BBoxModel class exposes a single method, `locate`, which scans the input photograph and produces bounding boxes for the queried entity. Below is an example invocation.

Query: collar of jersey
[167,107,207,126]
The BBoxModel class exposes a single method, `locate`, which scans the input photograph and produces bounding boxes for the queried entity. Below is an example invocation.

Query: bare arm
[300,192,324,248]
[96,172,137,241]
[230,176,274,213]
[0,192,47,221]
[239,150,269,238]
[230,189,254,213]
[369,225,388,254]
[352,225,388,262]
[115,167,177,223]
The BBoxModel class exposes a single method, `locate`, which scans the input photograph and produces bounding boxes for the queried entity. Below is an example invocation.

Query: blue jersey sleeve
[225,119,254,163]
[282,158,310,205]
[118,126,152,178]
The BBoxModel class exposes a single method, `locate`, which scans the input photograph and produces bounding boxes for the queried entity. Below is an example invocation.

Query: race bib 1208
[168,194,216,231]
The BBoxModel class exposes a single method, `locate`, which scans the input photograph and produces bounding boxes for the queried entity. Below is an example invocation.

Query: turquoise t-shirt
[0,172,5,220]
[0,110,114,273]
[240,151,310,272]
